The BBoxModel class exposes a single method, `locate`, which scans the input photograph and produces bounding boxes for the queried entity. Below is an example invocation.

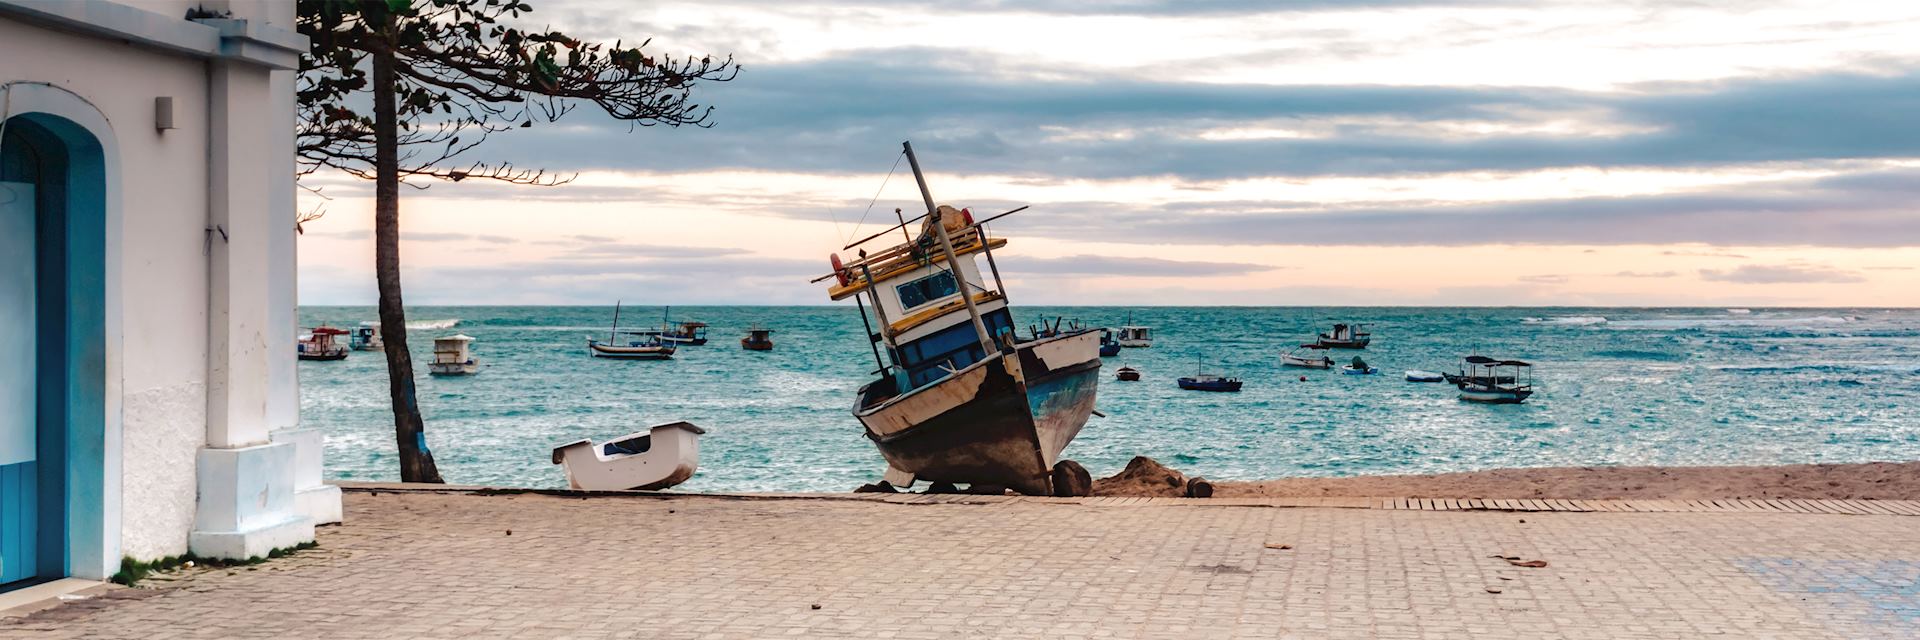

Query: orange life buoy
[830,253,851,286]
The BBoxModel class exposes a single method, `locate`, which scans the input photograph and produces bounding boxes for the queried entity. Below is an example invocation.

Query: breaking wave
[1521,315,1607,326]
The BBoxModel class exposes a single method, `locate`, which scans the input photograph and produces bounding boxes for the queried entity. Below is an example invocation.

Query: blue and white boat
[816,142,1101,497]
[1098,328,1123,357]
[1177,355,1243,391]
[1340,356,1378,375]
[1457,356,1535,404]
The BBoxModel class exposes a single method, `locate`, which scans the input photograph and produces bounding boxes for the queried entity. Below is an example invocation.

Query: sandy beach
[1092,457,1920,501]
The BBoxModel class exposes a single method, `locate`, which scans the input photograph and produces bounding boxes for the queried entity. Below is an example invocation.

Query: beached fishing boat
[551,421,706,490]
[297,327,349,361]
[1115,365,1142,381]
[813,141,1102,497]
[1457,355,1534,404]
[348,323,383,351]
[741,326,774,351]
[427,334,479,376]
[1315,323,1371,349]
[587,301,677,360]
[1280,344,1334,369]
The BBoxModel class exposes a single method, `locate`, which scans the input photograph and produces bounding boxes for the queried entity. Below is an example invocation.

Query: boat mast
[903,140,996,355]
[610,300,622,343]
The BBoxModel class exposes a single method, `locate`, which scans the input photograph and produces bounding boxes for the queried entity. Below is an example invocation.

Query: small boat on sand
[297,327,350,361]
[813,141,1101,497]
[427,334,480,375]
[1457,356,1534,404]
[1280,344,1334,369]
[1115,365,1141,381]
[551,421,706,490]
[588,301,677,360]
[1315,323,1371,349]
[1404,370,1445,383]
[1177,356,1242,391]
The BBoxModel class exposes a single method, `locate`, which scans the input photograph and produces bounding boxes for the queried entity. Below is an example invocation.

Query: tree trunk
[372,40,443,484]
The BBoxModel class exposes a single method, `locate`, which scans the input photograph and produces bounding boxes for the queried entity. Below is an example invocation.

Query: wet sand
[1091,458,1920,501]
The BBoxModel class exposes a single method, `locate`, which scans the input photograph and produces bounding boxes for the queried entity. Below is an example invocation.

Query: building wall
[0,15,213,560]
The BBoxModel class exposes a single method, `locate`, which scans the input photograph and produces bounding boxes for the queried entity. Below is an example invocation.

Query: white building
[1,0,339,592]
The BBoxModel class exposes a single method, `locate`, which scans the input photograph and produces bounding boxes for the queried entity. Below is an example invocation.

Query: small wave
[1726,308,1751,315]
[1521,315,1607,326]
[1589,349,1687,362]
[360,318,462,330]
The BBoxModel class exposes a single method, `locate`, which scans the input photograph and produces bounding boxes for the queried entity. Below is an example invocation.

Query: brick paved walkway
[6,489,1919,639]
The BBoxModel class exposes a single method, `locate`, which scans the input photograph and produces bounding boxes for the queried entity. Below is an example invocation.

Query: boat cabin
[1116,325,1152,347]
[348,324,382,351]
[1457,355,1534,404]
[742,326,775,351]
[428,334,479,375]
[298,327,350,361]
[827,205,1016,394]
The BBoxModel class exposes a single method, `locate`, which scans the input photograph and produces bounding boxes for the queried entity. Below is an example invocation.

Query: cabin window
[895,270,959,311]
[895,309,1013,389]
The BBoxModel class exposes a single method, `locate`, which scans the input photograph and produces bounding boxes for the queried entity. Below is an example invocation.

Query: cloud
[996,254,1282,277]
[1517,274,1568,284]
[1612,270,1678,278]
[1662,249,1748,259]
[298,229,520,244]
[1698,264,1865,284]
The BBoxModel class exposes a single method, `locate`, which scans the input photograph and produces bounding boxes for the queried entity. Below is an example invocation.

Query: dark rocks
[927,481,961,494]
[853,481,898,494]
[1051,460,1093,497]
[1091,456,1188,497]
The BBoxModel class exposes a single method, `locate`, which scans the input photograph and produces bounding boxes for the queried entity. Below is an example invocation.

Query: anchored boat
[1315,323,1371,349]
[1456,355,1535,404]
[1116,312,1153,348]
[648,307,709,346]
[427,334,479,376]
[1098,328,1123,357]
[1177,356,1243,392]
[297,327,349,361]
[813,141,1102,497]
[1340,356,1379,375]
[551,421,706,490]
[741,325,775,351]
[587,301,676,360]
[348,323,383,351]
[1115,365,1142,381]
[1280,344,1335,369]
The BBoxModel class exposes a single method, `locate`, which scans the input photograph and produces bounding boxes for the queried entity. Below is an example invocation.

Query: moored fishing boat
[813,141,1102,497]
[1340,356,1379,375]
[1098,328,1122,357]
[1315,323,1371,349]
[647,307,709,345]
[1177,356,1242,391]
[1115,365,1141,381]
[1280,344,1334,369]
[297,327,350,361]
[1405,370,1445,383]
[348,323,383,351]
[587,301,677,360]
[741,325,775,351]
[1116,312,1153,348]
[1457,355,1534,404]
[427,334,480,376]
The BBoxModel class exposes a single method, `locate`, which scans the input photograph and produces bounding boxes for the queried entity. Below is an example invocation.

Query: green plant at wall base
[110,541,321,586]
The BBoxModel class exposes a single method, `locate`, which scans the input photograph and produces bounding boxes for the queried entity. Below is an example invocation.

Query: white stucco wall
[0,14,212,561]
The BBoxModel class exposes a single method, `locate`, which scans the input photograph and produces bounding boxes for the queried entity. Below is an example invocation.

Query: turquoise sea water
[298,306,1920,492]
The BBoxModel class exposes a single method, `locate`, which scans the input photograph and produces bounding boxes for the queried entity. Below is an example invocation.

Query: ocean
[297,306,1920,492]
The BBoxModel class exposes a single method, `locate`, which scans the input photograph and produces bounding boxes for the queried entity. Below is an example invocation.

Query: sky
[296,0,1920,307]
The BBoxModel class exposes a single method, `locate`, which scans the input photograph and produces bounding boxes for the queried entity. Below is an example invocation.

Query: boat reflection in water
[815,141,1102,496]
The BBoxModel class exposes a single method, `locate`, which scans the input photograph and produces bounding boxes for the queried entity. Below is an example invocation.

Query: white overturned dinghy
[551,421,707,491]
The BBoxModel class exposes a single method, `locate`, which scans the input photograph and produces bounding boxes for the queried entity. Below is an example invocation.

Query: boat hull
[1340,366,1379,375]
[552,422,706,491]
[297,351,348,362]
[1315,338,1370,349]
[428,361,479,376]
[588,341,675,360]
[855,330,1102,496]
[741,339,774,351]
[1280,355,1332,369]
[1099,343,1122,357]
[1117,339,1152,348]
[1458,386,1533,404]
[1177,378,1242,392]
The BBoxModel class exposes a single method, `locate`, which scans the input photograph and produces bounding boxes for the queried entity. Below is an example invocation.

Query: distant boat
[1177,356,1242,392]
[1098,328,1123,357]
[588,301,676,360]
[427,334,479,376]
[297,327,349,361]
[1115,365,1141,381]
[1116,311,1152,347]
[1280,344,1334,369]
[647,306,709,346]
[741,325,774,351]
[551,421,706,491]
[1457,355,1534,404]
[1315,323,1371,349]
[1340,355,1379,375]
[348,323,383,351]
[1404,370,1445,383]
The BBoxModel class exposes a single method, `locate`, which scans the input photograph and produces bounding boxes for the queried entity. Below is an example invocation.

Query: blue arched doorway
[0,109,108,590]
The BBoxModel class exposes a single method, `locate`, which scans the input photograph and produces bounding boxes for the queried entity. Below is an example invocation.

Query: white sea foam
[361,318,462,330]
[1521,315,1607,325]
[1726,308,1752,315]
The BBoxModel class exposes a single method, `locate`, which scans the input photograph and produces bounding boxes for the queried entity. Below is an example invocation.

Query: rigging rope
[846,150,905,246]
